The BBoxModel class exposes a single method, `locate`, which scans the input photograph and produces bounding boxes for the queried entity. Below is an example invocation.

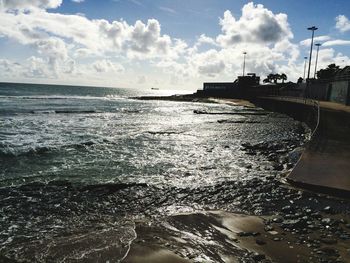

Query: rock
[305,209,313,214]
[252,252,266,262]
[318,247,338,256]
[320,238,337,245]
[282,219,307,229]
[323,206,332,213]
[321,218,332,225]
[281,205,293,213]
[238,231,254,237]
[264,225,274,231]
[256,238,266,245]
[273,163,284,171]
[339,234,350,240]
[272,217,283,223]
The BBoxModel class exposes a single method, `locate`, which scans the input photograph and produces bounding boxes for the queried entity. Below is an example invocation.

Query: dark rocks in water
[273,163,284,171]
[281,205,293,213]
[320,238,338,245]
[272,217,283,223]
[264,225,274,231]
[237,231,260,237]
[323,206,333,214]
[194,109,208,114]
[321,218,332,225]
[252,252,266,261]
[217,119,263,124]
[318,247,338,256]
[80,182,148,195]
[240,139,304,171]
[255,238,267,245]
[281,219,307,229]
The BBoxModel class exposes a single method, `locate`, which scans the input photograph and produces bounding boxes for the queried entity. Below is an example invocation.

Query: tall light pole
[303,56,307,80]
[306,26,318,98]
[314,43,321,79]
[242,52,247,76]
[307,26,318,81]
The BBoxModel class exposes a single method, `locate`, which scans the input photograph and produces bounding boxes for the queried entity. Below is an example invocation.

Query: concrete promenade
[255,96,350,196]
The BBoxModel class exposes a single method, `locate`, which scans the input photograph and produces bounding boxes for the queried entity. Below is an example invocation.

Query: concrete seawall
[253,97,350,197]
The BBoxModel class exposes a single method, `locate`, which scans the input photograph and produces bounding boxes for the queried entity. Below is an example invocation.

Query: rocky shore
[2,96,350,262]
[125,139,350,262]
[123,95,350,262]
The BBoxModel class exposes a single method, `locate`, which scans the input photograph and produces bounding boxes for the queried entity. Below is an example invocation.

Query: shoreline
[125,208,350,262]
[125,95,350,262]
[134,94,256,108]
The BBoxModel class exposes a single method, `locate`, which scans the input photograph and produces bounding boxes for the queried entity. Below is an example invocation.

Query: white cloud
[335,15,350,33]
[72,0,84,3]
[172,3,299,80]
[0,0,62,10]
[196,34,218,47]
[323,39,350,47]
[299,35,331,47]
[217,3,293,47]
[25,56,50,78]
[0,7,182,61]
[92,59,125,73]
[0,1,349,90]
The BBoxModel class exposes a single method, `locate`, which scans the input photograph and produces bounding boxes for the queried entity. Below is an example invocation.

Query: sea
[0,82,308,262]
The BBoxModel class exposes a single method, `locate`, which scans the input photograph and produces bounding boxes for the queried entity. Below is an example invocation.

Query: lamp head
[307,26,318,31]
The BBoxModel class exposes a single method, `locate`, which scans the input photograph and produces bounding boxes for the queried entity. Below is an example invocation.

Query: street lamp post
[303,56,307,80]
[314,43,322,79]
[242,52,247,76]
[306,26,318,98]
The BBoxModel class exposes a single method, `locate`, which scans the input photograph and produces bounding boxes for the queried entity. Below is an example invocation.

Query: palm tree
[272,73,281,84]
[280,73,287,83]
[265,73,275,83]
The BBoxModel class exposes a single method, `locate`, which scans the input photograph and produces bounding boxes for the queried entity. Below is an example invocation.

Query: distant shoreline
[134,94,256,107]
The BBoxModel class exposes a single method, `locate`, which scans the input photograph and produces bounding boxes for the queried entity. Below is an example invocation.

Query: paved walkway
[263,96,350,113]
[259,96,350,196]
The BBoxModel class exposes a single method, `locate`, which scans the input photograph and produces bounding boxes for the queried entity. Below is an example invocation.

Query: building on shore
[199,73,260,98]
[198,66,350,106]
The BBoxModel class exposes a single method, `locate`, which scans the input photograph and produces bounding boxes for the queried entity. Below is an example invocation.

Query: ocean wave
[55,109,100,114]
[0,95,110,100]
[0,140,98,157]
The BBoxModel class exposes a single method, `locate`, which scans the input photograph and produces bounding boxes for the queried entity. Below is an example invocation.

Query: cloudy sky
[1,0,350,91]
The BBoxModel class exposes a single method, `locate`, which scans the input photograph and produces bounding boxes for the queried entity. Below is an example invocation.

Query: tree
[273,73,281,83]
[317,64,340,79]
[263,73,286,83]
[280,73,287,83]
[263,73,274,83]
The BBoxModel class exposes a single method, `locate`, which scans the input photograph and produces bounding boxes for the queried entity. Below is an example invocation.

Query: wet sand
[125,210,350,262]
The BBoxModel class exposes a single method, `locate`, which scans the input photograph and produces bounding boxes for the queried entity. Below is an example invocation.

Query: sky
[0,0,350,91]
